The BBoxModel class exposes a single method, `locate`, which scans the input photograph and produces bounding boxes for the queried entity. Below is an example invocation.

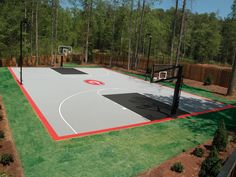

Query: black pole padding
[20,20,23,85]
[171,65,183,115]
[60,55,63,67]
[150,64,154,83]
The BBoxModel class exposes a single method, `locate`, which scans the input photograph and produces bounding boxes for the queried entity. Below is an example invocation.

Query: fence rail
[217,149,236,177]
[0,53,232,88]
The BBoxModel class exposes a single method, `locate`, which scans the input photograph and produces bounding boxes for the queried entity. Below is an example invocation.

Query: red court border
[8,67,235,141]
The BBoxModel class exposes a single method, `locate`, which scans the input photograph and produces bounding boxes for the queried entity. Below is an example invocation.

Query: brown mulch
[0,97,24,177]
[183,79,236,101]
[137,136,236,177]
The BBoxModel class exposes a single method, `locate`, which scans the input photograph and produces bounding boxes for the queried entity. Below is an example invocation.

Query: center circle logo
[84,80,105,86]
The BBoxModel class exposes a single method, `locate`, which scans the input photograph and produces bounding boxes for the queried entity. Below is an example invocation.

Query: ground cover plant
[170,162,184,173]
[192,147,204,158]
[0,67,235,177]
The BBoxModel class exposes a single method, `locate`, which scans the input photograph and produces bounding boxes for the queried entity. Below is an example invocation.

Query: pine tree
[199,146,222,177]
[212,119,228,151]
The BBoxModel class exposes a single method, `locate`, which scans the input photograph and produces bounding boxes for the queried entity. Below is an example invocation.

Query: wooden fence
[0,54,82,67]
[93,53,232,88]
[0,53,232,88]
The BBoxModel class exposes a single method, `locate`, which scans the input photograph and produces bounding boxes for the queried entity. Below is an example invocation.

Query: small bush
[192,147,204,157]
[199,146,222,177]
[203,75,212,85]
[212,119,228,151]
[170,162,184,173]
[0,131,4,139]
[232,135,236,143]
[0,112,3,121]
[0,154,14,166]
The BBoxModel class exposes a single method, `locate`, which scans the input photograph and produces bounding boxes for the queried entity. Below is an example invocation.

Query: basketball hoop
[158,71,168,80]
[58,45,72,56]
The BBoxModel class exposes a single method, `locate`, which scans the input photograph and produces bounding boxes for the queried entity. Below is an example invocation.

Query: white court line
[58,89,99,134]
[59,87,152,133]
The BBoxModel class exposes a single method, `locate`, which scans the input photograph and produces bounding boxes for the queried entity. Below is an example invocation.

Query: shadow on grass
[179,108,236,138]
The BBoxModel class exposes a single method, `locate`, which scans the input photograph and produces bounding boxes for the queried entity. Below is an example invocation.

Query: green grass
[0,67,235,177]
[63,62,101,68]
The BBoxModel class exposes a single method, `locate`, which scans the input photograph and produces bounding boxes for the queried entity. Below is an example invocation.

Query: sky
[62,0,234,19]
[156,0,233,18]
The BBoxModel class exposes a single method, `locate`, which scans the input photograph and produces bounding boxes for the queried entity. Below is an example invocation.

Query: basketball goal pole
[20,18,29,85]
[145,33,152,80]
[60,55,63,67]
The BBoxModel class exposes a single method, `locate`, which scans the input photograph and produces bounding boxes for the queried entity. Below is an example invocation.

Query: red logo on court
[84,80,105,86]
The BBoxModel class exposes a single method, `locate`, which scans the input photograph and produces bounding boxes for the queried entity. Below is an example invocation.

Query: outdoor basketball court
[9,67,232,140]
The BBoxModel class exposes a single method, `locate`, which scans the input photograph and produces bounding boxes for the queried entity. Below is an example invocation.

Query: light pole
[20,18,29,85]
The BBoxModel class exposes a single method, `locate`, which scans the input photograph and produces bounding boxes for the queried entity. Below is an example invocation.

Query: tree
[78,0,93,63]
[51,0,59,64]
[128,0,134,70]
[109,0,118,67]
[175,0,186,66]
[134,0,146,69]
[227,0,236,95]
[229,0,236,19]
[199,146,222,177]
[189,13,221,62]
[212,119,228,151]
[30,0,34,61]
[169,0,178,65]
[228,48,236,95]
[35,0,39,65]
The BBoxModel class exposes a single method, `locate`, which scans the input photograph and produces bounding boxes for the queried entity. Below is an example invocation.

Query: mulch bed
[0,97,24,177]
[137,134,236,177]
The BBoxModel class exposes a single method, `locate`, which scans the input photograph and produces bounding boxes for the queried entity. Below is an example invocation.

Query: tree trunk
[175,0,186,66]
[24,0,27,57]
[35,0,39,65]
[169,0,179,65]
[85,0,93,63]
[109,0,117,67]
[30,0,34,61]
[51,0,55,64]
[135,0,146,69]
[227,48,236,96]
[133,0,141,65]
[55,0,58,51]
[128,0,134,70]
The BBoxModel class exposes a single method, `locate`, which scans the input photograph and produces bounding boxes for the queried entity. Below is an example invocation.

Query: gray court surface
[10,67,226,137]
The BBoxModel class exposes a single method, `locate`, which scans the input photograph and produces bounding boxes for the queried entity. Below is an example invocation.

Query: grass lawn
[0,67,235,177]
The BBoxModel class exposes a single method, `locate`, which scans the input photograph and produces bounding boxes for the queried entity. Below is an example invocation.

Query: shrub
[212,119,228,151]
[0,131,4,139]
[203,75,212,85]
[170,162,184,173]
[192,147,204,157]
[0,112,3,121]
[0,154,14,166]
[232,135,236,143]
[199,146,222,177]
